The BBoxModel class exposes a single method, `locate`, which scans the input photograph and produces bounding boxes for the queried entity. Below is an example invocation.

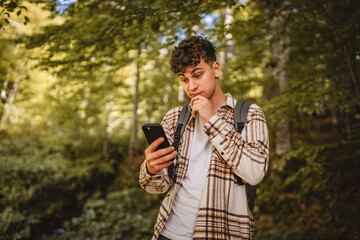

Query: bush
[44,184,163,240]
[255,138,360,240]
[0,134,121,239]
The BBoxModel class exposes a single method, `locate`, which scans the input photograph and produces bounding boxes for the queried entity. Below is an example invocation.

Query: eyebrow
[177,68,202,77]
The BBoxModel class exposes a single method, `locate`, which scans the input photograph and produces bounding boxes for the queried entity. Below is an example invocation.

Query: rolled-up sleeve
[139,107,181,194]
[204,105,269,186]
[139,161,171,194]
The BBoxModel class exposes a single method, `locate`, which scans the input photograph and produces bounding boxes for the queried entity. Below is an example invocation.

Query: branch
[314,0,360,97]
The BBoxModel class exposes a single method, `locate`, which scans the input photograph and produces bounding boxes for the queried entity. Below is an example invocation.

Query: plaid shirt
[139,94,269,240]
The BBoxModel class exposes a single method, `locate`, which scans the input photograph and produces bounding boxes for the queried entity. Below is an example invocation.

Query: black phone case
[142,123,171,150]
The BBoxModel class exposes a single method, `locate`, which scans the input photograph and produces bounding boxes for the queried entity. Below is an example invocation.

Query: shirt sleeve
[138,107,181,194]
[139,161,171,194]
[203,105,269,186]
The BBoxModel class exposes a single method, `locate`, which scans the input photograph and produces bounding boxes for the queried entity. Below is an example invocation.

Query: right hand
[144,137,177,175]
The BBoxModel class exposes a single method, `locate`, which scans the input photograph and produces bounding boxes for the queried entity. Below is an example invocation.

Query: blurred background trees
[0,0,359,239]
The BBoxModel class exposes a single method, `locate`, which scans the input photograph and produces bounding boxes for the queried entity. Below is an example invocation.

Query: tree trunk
[128,50,141,175]
[103,103,109,159]
[271,8,292,156]
[220,7,233,81]
[102,69,111,160]
[0,63,22,126]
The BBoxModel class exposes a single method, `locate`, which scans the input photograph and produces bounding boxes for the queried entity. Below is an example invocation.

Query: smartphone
[142,123,171,151]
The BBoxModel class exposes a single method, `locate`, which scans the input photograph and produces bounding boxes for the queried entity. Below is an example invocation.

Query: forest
[0,0,359,239]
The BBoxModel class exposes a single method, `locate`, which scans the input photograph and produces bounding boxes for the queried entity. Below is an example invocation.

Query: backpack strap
[234,99,257,212]
[168,104,191,179]
[234,99,251,133]
[234,99,251,185]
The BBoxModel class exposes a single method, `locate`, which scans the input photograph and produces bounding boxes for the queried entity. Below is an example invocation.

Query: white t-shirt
[161,115,213,240]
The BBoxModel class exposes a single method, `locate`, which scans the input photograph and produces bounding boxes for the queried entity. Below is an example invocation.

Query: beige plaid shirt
[139,94,269,240]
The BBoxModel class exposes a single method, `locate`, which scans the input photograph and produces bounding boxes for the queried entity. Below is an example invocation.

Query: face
[177,59,221,101]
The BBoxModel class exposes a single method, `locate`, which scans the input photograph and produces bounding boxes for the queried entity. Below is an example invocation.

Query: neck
[210,87,226,112]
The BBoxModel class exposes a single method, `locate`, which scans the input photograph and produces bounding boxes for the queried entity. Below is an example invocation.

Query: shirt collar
[221,93,236,109]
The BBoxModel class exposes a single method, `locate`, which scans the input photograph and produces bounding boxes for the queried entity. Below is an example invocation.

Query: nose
[189,79,197,91]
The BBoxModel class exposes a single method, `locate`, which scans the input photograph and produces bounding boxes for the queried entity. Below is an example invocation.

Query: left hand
[191,95,216,123]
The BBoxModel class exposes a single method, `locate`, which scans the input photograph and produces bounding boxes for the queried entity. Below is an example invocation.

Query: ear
[212,61,221,78]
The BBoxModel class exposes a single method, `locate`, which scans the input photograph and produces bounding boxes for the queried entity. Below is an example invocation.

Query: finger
[192,101,202,118]
[145,137,164,154]
[151,151,177,165]
[148,157,174,174]
[148,146,175,160]
[147,151,177,172]
[191,95,205,102]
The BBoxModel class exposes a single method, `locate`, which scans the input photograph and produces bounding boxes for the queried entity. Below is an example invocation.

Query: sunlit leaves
[0,0,30,28]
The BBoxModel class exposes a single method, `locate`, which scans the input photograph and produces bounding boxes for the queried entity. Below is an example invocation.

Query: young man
[139,36,269,240]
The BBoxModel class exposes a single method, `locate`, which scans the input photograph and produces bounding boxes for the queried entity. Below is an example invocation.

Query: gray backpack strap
[168,104,191,179]
[172,104,191,150]
[234,99,257,212]
[234,99,251,133]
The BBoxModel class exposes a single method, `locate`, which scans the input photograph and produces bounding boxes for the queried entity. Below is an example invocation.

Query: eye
[194,73,202,78]
[180,78,189,83]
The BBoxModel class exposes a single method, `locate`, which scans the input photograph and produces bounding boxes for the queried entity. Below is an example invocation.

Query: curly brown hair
[170,36,217,74]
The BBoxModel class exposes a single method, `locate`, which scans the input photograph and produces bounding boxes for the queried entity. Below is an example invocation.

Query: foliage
[0,131,123,239]
[0,0,29,28]
[263,0,359,129]
[44,180,163,240]
[256,136,360,239]
[0,0,359,239]
[0,0,57,29]
[223,1,270,102]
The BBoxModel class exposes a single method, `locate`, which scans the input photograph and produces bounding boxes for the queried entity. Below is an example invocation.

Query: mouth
[191,92,202,98]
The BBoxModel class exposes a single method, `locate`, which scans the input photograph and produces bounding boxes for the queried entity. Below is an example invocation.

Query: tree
[25,0,237,173]
[231,0,360,238]
[269,2,292,156]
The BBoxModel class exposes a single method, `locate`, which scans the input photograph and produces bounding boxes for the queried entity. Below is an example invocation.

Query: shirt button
[221,152,224,155]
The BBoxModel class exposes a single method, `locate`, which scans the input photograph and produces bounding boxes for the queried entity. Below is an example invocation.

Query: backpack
[168,99,257,212]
